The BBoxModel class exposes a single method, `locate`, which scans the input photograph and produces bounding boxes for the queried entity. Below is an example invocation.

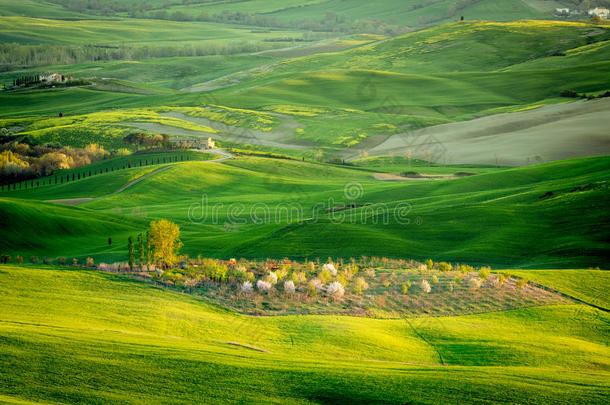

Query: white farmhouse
[555,8,570,15]
[589,7,609,18]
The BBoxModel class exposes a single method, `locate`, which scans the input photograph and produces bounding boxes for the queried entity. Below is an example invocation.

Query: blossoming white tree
[257,279,272,292]
[284,280,296,294]
[241,280,253,293]
[420,279,431,294]
[327,281,344,298]
[323,263,337,276]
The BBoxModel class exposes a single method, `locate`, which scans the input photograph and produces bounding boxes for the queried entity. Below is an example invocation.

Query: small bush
[468,277,482,290]
[497,272,510,286]
[327,281,345,298]
[401,281,412,294]
[516,278,529,289]
[431,275,439,284]
[307,261,316,274]
[424,259,433,270]
[309,278,324,291]
[30,256,39,264]
[241,281,253,293]
[290,271,306,284]
[265,272,278,284]
[256,279,272,292]
[283,280,296,294]
[319,269,333,283]
[57,257,66,265]
[478,267,491,280]
[460,265,474,274]
[15,255,23,264]
[420,279,431,294]
[322,263,337,276]
[43,257,53,265]
[437,262,452,272]
[364,268,376,278]
[72,258,78,266]
[0,255,11,264]
[86,257,94,267]
[306,282,317,297]
[353,276,369,295]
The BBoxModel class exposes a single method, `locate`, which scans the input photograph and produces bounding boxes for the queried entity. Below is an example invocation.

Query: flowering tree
[327,281,344,298]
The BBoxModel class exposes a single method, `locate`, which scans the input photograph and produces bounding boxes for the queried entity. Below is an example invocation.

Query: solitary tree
[128,236,135,271]
[148,219,182,268]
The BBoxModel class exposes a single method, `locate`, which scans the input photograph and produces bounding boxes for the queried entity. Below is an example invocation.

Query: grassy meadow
[1,2,609,403]
[2,155,608,267]
[0,265,608,404]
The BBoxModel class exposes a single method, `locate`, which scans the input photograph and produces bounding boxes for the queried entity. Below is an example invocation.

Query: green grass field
[2,155,608,267]
[1,4,609,403]
[0,264,607,403]
[2,20,609,155]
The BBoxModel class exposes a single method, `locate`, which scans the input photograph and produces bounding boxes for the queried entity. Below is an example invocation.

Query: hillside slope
[2,156,609,267]
[0,265,608,403]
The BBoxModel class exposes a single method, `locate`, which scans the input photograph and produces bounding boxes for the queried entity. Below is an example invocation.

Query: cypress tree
[128,236,135,271]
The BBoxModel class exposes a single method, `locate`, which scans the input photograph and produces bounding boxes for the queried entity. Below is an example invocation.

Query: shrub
[516,278,529,289]
[276,266,289,281]
[478,267,491,279]
[323,263,337,276]
[256,279,272,292]
[498,272,510,286]
[401,282,412,294]
[265,271,278,284]
[460,265,474,274]
[43,257,52,265]
[241,281,253,293]
[290,271,306,284]
[86,257,94,267]
[454,274,464,283]
[72,258,78,266]
[424,259,434,270]
[319,269,333,283]
[57,256,66,265]
[420,279,431,294]
[30,256,39,264]
[284,280,296,294]
[468,277,482,289]
[327,281,345,298]
[437,262,452,272]
[353,276,369,295]
[310,278,324,291]
[202,258,227,282]
[306,282,317,297]
[448,281,455,292]
[364,268,376,278]
[183,277,199,290]
[431,275,439,284]
[15,255,23,264]
[307,261,316,274]
[0,255,11,264]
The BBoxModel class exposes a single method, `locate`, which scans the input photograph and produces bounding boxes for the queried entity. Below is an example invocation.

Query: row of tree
[0,41,275,70]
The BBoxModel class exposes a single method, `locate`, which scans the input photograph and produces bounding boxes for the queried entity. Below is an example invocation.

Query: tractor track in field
[47,149,232,206]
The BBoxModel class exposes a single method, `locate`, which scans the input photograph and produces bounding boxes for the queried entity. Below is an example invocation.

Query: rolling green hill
[0,264,607,403]
[2,155,609,267]
[2,20,608,159]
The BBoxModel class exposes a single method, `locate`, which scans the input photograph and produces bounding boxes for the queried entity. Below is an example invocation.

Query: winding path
[47,149,232,206]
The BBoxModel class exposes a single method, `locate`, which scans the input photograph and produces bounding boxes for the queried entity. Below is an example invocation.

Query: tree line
[0,41,274,70]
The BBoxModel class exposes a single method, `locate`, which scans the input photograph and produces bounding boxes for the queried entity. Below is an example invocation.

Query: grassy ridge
[0,265,608,403]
